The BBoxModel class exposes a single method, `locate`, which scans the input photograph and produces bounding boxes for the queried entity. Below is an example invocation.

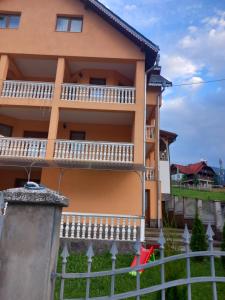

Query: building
[159,130,177,198]
[171,161,216,187]
[0,0,171,240]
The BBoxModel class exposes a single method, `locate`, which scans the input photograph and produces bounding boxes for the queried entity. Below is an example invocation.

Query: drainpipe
[143,59,159,224]
[156,86,165,228]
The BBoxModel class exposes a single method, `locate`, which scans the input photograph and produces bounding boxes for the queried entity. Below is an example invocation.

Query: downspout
[156,86,165,228]
[143,61,159,223]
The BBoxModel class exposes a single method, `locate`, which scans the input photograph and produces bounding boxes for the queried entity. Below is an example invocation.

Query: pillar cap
[2,187,69,207]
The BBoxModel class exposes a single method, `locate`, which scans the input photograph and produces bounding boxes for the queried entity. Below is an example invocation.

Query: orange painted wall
[57,122,132,142]
[0,0,144,61]
[0,114,49,137]
[41,168,142,216]
[70,69,133,86]
[0,114,132,142]
[0,168,41,190]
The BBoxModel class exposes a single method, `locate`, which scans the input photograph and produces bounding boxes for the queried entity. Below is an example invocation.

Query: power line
[172,78,225,87]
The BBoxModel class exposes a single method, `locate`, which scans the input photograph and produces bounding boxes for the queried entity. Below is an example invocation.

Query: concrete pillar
[0,187,68,300]
[0,54,9,94]
[133,60,145,165]
[46,57,65,159]
[215,201,223,232]
[46,106,60,159]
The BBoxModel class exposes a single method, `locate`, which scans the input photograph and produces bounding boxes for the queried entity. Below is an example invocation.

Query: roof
[172,162,216,175]
[80,0,159,68]
[149,74,172,87]
[160,130,177,144]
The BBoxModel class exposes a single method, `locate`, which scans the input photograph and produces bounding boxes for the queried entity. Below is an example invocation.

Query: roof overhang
[80,0,159,69]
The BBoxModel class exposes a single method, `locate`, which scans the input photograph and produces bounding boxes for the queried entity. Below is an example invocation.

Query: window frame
[70,131,86,141]
[0,123,13,137]
[0,12,21,29]
[56,15,83,33]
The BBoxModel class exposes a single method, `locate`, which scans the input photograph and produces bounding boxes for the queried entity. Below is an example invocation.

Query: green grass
[172,186,225,201]
[54,252,225,300]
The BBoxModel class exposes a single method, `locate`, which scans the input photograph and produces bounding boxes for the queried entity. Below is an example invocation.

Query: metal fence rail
[56,224,225,300]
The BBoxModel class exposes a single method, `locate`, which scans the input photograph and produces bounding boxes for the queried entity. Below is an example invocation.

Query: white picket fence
[60,212,145,242]
[0,138,47,159]
[54,140,134,163]
[61,83,136,104]
[1,80,54,100]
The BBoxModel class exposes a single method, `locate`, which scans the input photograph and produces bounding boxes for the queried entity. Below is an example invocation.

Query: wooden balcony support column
[0,55,9,95]
[46,57,65,160]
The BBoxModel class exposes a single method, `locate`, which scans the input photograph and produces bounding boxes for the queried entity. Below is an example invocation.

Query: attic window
[56,16,83,32]
[0,13,20,29]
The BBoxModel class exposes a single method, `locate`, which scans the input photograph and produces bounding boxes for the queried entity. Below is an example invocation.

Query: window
[70,131,86,140]
[0,13,20,29]
[0,123,12,137]
[56,16,83,32]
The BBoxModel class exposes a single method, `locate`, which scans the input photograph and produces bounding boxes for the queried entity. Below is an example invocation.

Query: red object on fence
[130,246,155,274]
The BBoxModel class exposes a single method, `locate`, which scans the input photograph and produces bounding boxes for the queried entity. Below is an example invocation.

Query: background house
[171,161,216,187]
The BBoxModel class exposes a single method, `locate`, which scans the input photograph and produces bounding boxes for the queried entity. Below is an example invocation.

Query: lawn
[54,252,225,300]
[172,186,225,201]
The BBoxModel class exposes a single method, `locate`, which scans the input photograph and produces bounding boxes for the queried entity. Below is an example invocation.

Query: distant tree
[221,222,225,268]
[181,174,188,183]
[190,214,207,260]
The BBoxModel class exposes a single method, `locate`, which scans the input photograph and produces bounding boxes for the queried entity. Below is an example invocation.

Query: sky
[100,0,225,168]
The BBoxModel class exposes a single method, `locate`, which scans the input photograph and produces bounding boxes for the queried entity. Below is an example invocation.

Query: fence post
[158,229,166,300]
[0,187,68,300]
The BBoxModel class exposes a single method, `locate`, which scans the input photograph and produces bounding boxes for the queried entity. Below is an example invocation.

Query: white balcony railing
[160,150,169,161]
[0,138,47,159]
[60,212,145,242]
[61,83,136,104]
[145,167,155,181]
[146,125,155,140]
[54,140,134,163]
[1,80,54,100]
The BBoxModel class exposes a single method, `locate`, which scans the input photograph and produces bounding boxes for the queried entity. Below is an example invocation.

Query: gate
[55,224,225,300]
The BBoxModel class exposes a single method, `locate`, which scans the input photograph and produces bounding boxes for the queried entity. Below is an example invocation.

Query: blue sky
[100,0,225,168]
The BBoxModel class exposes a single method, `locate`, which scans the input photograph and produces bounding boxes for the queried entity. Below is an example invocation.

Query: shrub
[221,222,225,268]
[190,214,207,259]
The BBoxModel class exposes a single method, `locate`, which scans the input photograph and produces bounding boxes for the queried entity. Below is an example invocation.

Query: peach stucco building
[0,0,171,241]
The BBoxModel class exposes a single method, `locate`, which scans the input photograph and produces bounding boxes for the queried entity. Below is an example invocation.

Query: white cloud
[185,76,204,90]
[179,10,225,76]
[161,55,202,82]
[124,4,137,11]
[162,97,186,112]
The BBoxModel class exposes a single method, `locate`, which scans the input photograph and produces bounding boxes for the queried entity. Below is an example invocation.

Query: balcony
[0,137,47,160]
[61,83,135,104]
[0,137,134,168]
[53,140,134,168]
[145,167,155,181]
[146,125,155,140]
[1,80,54,100]
[60,212,145,242]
